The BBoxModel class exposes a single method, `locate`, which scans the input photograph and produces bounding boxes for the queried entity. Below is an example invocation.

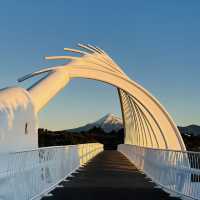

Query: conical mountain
[68,113,123,133]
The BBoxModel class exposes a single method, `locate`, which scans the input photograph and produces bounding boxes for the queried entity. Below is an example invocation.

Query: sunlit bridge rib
[17,66,64,82]
[63,47,86,55]
[45,55,79,60]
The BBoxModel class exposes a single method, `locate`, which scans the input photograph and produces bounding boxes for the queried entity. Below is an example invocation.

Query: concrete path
[42,151,180,200]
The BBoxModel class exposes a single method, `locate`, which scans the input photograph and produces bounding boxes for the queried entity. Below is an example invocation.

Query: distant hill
[38,114,200,151]
[68,113,123,133]
[68,113,200,137]
[178,125,200,137]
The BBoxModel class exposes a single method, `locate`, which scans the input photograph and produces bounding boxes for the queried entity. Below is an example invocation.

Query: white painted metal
[28,69,70,113]
[0,143,103,200]
[18,43,185,151]
[118,144,200,200]
[0,87,38,152]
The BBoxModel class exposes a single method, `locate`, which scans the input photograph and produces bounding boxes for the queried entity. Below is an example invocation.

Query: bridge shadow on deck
[42,151,180,200]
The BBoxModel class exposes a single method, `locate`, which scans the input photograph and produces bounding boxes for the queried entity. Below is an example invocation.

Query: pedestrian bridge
[42,150,181,200]
[0,44,199,199]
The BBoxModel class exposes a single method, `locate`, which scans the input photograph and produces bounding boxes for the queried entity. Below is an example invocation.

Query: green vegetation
[38,127,124,150]
[38,127,200,151]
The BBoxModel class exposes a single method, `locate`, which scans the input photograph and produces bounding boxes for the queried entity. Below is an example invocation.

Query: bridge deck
[42,151,180,200]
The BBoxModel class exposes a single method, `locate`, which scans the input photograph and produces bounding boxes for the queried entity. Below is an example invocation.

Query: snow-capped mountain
[68,113,123,133]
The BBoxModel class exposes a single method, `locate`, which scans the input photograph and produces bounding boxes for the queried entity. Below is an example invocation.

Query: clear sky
[0,0,199,130]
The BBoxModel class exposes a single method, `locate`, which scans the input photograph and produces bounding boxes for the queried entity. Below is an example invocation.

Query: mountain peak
[95,113,121,125]
[69,113,123,133]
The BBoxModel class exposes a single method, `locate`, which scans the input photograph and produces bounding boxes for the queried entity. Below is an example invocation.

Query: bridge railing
[118,144,200,200]
[0,143,103,200]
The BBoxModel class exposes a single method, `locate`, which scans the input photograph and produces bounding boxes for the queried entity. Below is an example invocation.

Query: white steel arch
[18,43,186,151]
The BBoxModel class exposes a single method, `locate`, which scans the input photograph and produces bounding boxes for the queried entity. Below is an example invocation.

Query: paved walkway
[42,151,180,200]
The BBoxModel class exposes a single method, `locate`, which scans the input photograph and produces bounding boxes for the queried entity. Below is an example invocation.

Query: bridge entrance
[38,79,124,150]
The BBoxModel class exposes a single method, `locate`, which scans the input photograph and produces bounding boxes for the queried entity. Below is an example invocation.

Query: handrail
[118,144,200,200]
[0,143,103,200]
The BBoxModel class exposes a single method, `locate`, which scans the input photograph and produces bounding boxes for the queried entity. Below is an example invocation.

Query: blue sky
[0,0,199,129]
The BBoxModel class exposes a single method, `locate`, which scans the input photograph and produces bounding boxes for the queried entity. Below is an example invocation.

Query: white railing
[118,144,200,200]
[0,143,103,200]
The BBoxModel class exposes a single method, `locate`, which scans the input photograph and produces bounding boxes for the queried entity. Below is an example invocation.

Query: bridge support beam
[28,69,70,113]
[18,43,186,151]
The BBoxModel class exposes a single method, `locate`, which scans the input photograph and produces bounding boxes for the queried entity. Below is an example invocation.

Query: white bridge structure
[0,44,199,199]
